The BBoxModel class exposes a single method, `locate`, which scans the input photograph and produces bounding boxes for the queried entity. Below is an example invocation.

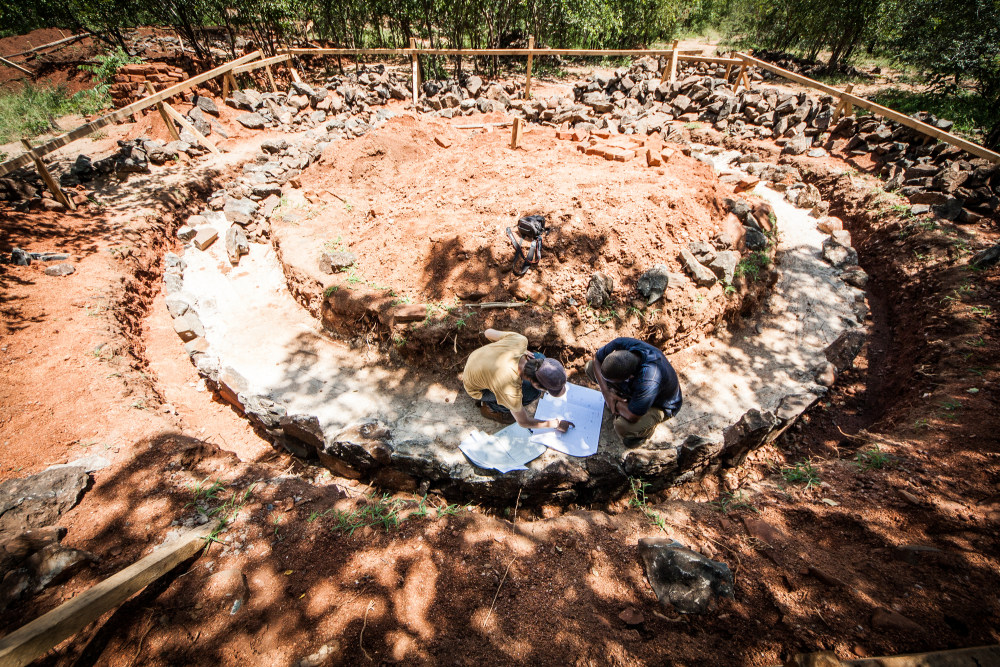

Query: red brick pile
[109,63,188,108]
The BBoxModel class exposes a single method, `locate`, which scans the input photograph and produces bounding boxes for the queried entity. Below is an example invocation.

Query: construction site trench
[153,65,870,504]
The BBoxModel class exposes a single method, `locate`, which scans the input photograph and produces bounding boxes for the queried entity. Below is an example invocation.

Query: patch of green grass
[323,285,338,298]
[711,491,758,514]
[966,336,986,347]
[0,84,106,144]
[437,502,471,517]
[185,479,257,546]
[913,417,930,429]
[853,445,891,471]
[970,305,993,319]
[684,122,702,130]
[781,459,821,489]
[628,478,667,532]
[330,493,407,536]
[869,88,994,141]
[735,251,770,281]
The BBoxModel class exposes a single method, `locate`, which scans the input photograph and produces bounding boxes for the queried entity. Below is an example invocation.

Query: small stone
[618,607,644,625]
[708,251,740,284]
[44,263,75,277]
[173,313,205,342]
[236,113,266,129]
[177,226,197,241]
[318,251,357,274]
[586,272,614,308]
[195,96,219,116]
[261,138,289,154]
[744,227,768,251]
[434,136,452,148]
[679,248,716,287]
[636,264,670,305]
[225,226,250,266]
[11,248,30,266]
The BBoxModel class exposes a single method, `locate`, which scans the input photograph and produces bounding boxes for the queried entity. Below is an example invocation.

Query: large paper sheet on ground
[530,383,606,457]
[459,424,547,473]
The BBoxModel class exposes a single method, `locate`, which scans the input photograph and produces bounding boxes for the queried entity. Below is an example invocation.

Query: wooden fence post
[20,140,75,211]
[264,64,278,92]
[160,103,221,155]
[724,62,733,82]
[831,84,855,123]
[410,38,420,110]
[668,39,679,82]
[144,82,180,142]
[524,36,535,100]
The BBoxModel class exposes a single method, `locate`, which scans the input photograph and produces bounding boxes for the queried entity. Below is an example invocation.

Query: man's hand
[554,419,575,433]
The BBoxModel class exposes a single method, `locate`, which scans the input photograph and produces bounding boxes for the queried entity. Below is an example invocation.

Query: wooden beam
[410,38,419,111]
[0,50,261,178]
[19,140,75,211]
[1,33,85,60]
[524,36,535,100]
[735,52,1000,163]
[289,66,302,83]
[831,84,855,123]
[144,82,180,142]
[264,64,278,92]
[0,525,213,667]
[231,53,290,74]
[510,117,523,149]
[739,67,750,89]
[668,40,679,82]
[161,102,221,155]
[0,55,32,76]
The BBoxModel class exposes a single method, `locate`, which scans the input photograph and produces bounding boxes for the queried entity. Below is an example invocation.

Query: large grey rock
[195,96,219,116]
[0,467,89,535]
[679,248,716,286]
[744,226,768,251]
[173,312,206,342]
[11,248,31,266]
[709,250,740,284]
[636,264,670,305]
[638,538,735,614]
[821,237,858,268]
[586,272,614,308]
[224,198,259,224]
[261,138,288,154]
[466,76,483,97]
[226,91,254,111]
[225,225,250,266]
[236,113,267,129]
[971,242,1000,269]
[43,263,75,277]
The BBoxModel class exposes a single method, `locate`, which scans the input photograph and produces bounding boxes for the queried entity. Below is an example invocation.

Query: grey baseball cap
[536,358,567,397]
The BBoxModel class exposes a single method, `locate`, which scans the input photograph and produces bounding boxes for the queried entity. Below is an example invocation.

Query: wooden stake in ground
[0,524,214,667]
[410,37,420,110]
[510,117,523,149]
[19,140,75,211]
[143,82,180,142]
[160,103,221,155]
[724,62,733,83]
[668,40,679,82]
[524,36,535,100]
[221,71,239,100]
[831,84,855,123]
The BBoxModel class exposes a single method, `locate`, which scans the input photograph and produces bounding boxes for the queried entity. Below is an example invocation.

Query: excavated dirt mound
[276,114,770,361]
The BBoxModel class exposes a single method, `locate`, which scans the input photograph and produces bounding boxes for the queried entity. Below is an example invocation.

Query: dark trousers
[480,380,542,415]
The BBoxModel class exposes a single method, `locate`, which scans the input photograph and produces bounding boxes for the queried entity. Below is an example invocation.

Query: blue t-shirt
[595,338,683,417]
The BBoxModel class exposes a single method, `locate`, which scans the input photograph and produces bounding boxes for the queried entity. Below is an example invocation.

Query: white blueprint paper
[530,383,606,457]
[459,424,546,473]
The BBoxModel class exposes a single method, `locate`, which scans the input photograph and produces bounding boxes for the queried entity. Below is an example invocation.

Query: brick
[646,149,662,167]
[555,131,573,140]
[661,147,676,161]
[434,136,452,148]
[571,130,588,142]
[193,227,218,250]
[390,304,427,324]
[576,143,588,153]
[593,131,611,139]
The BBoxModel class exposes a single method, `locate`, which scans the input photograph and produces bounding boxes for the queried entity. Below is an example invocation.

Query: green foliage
[781,459,820,489]
[628,477,668,531]
[0,83,105,144]
[853,445,891,470]
[711,490,758,514]
[871,88,995,142]
[735,251,769,281]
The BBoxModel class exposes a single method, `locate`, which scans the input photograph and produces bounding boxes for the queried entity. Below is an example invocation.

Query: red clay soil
[0,28,99,93]
[1,87,999,667]
[283,113,770,363]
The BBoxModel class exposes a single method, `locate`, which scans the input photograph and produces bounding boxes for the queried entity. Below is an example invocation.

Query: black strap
[507,227,530,276]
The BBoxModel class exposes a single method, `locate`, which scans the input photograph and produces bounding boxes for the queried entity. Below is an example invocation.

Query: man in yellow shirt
[463,329,574,432]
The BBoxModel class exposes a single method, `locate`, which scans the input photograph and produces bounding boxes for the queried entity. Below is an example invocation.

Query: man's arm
[619,364,660,423]
[510,407,574,433]
[483,328,505,342]
[591,355,620,415]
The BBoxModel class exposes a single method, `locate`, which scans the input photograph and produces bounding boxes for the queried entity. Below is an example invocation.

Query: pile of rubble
[418,75,524,115]
[498,58,997,223]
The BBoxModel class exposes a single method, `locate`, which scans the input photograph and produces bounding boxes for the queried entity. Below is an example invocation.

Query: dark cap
[536,358,567,397]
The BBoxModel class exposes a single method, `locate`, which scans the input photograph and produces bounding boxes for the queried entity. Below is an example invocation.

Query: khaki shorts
[585,360,671,445]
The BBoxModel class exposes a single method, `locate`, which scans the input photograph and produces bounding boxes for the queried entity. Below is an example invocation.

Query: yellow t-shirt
[463,332,528,412]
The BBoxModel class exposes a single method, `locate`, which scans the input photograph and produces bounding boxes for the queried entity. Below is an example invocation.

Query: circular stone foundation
[164,111,867,503]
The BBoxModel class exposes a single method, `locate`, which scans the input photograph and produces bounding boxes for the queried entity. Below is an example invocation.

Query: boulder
[744,226,768,251]
[709,250,740,284]
[637,538,735,614]
[43,263,76,277]
[0,467,89,534]
[195,96,219,116]
[319,251,357,274]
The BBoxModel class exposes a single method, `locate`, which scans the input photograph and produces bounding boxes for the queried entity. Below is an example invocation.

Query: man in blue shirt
[585,337,683,446]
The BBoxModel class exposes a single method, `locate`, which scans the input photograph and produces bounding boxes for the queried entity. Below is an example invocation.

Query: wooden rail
[734,52,1000,164]
[289,47,705,57]
[232,53,290,74]
[0,50,262,178]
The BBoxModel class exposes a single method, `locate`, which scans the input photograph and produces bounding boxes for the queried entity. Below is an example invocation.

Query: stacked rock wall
[109,62,189,108]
